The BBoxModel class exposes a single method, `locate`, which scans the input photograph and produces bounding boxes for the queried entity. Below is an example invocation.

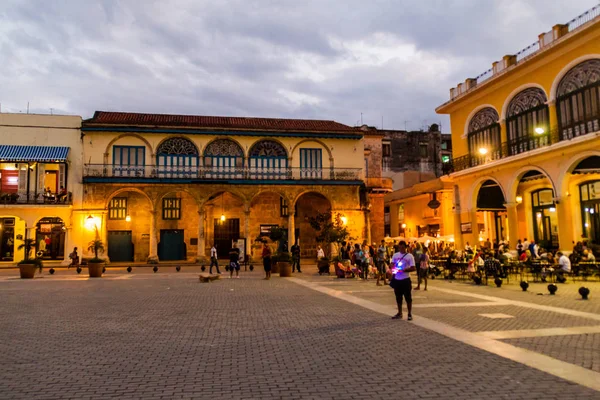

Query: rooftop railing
[446,4,600,103]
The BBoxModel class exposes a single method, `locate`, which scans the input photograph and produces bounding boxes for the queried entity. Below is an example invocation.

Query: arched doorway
[106,189,153,262]
[35,217,65,260]
[475,180,506,245]
[295,192,331,257]
[204,191,246,258]
[0,217,17,261]
[157,191,199,261]
[573,156,600,244]
[249,191,289,259]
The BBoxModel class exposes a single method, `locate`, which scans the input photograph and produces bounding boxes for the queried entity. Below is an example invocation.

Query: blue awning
[0,145,70,162]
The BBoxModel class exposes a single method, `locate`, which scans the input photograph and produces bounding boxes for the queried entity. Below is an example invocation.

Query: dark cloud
[0,0,597,130]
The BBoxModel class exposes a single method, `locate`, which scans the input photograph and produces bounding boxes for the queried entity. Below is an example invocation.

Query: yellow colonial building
[80,111,383,263]
[434,6,600,251]
[0,113,82,265]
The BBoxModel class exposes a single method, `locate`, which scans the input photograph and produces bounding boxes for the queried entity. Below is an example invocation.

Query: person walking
[390,241,416,321]
[210,244,221,274]
[229,242,241,279]
[376,240,388,286]
[291,241,302,273]
[262,243,272,280]
[68,247,79,269]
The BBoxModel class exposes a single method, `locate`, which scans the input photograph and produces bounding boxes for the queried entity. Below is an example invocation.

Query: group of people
[43,186,68,203]
[209,242,242,279]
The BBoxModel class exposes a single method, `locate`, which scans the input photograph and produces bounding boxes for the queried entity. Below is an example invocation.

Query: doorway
[214,219,239,257]
[159,229,186,260]
[36,217,65,260]
[108,231,134,262]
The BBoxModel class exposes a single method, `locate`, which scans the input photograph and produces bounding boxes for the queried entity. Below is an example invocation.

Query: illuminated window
[162,198,181,220]
[108,198,127,220]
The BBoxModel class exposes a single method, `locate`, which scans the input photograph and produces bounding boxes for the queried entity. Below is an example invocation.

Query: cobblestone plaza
[1,267,599,399]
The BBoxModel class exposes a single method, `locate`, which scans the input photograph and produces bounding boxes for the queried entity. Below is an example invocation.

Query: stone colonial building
[81,111,387,262]
[0,113,83,265]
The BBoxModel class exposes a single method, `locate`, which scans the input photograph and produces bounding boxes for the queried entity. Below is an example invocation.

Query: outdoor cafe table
[574,262,600,281]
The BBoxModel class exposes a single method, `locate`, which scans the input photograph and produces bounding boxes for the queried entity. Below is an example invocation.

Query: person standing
[229,243,241,279]
[376,240,388,286]
[291,241,302,273]
[210,244,221,274]
[317,245,325,259]
[414,247,429,291]
[262,243,272,280]
[390,241,416,321]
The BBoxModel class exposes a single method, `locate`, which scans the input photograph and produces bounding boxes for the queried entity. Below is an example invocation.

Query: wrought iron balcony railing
[83,164,363,182]
[443,128,565,174]
[0,192,72,205]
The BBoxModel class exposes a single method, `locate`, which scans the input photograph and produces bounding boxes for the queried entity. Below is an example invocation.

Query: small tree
[17,238,43,271]
[87,239,105,262]
[269,226,288,254]
[308,212,353,259]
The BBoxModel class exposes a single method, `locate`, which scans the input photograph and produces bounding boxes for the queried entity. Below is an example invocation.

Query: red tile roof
[85,111,356,133]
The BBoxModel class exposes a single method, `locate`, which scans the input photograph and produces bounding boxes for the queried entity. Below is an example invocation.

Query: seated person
[583,249,596,262]
[554,251,571,283]
[56,186,68,202]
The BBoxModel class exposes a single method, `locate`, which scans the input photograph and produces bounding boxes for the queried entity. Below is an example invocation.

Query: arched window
[203,139,244,179]
[557,59,600,140]
[506,88,549,155]
[156,137,199,178]
[248,140,288,180]
[468,108,501,166]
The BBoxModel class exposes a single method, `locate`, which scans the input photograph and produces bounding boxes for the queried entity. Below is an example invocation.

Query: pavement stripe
[412,301,509,308]
[478,325,600,339]
[289,277,600,393]
[429,286,600,322]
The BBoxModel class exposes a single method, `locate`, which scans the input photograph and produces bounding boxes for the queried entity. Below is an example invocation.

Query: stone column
[389,204,399,237]
[364,209,371,244]
[556,196,574,252]
[470,209,479,249]
[147,210,158,263]
[453,209,463,249]
[499,120,508,157]
[205,204,214,249]
[62,225,73,266]
[100,212,109,262]
[505,202,519,245]
[548,101,558,134]
[288,212,295,246]
[244,209,250,258]
[197,210,206,257]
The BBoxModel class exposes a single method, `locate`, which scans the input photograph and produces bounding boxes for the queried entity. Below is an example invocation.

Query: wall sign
[461,222,472,234]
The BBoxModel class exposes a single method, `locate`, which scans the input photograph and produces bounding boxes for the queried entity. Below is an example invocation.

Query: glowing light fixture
[401,223,407,229]
[220,214,226,222]
[534,127,545,134]
[515,195,523,204]
[585,223,590,228]
[591,209,595,215]
[340,216,348,225]
[478,147,488,155]
[125,215,131,222]
[536,212,542,218]
[85,215,96,230]
[549,207,556,212]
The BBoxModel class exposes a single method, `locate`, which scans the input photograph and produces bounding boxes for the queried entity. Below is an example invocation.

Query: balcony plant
[17,239,43,279]
[87,239,106,278]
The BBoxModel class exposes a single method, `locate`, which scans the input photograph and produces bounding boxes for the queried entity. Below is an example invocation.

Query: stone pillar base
[147,255,159,264]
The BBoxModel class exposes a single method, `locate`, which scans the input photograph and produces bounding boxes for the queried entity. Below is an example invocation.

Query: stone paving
[0,267,599,399]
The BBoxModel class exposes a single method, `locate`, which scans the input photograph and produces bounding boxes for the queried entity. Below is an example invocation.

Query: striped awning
[0,145,70,162]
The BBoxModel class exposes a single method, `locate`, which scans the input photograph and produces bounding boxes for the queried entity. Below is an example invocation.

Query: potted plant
[87,239,105,278]
[309,211,354,273]
[275,251,293,277]
[17,238,43,279]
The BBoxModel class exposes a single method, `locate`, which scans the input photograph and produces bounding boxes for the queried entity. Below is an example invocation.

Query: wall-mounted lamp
[401,223,407,229]
[534,127,545,134]
[549,207,556,212]
[220,214,226,222]
[85,215,96,230]
[340,216,348,225]
[478,147,488,155]
[515,195,523,204]
[125,215,131,222]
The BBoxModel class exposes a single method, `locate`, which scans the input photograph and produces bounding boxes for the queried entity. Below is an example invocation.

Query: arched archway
[294,191,332,257]
[472,178,506,246]
[510,169,558,249]
[202,191,246,258]
[248,190,291,260]
[105,188,155,262]
[35,217,65,260]
[155,190,200,261]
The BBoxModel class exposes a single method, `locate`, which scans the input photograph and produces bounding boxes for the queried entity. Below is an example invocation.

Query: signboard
[260,224,278,237]
[233,238,246,262]
[461,222,472,234]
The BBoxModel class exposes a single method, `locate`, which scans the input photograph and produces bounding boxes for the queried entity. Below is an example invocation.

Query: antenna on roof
[50,108,54,115]
[360,112,363,125]
[27,102,30,114]
[381,115,383,130]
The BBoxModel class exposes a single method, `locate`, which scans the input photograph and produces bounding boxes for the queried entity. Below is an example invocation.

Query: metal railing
[446,4,600,102]
[444,128,564,173]
[0,192,72,205]
[84,164,363,181]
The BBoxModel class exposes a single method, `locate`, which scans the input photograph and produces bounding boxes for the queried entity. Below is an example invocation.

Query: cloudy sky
[0,0,598,131]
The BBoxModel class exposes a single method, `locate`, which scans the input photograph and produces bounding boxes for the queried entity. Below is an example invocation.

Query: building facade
[80,111,381,263]
[436,5,600,251]
[0,113,82,264]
